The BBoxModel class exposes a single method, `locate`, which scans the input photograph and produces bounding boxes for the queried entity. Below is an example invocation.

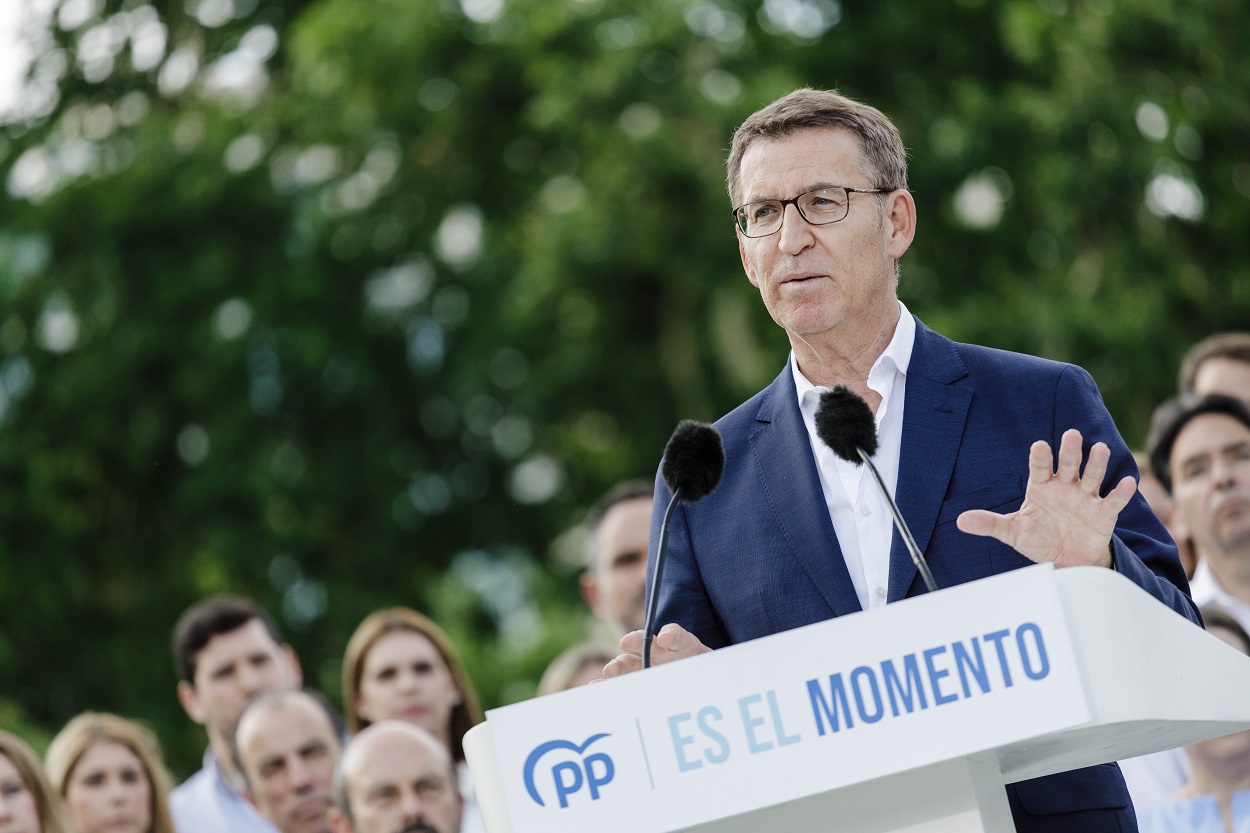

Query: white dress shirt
[1188,560,1250,634]
[171,749,280,833]
[793,301,916,611]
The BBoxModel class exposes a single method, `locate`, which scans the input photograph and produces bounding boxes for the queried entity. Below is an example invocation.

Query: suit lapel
[888,321,972,602]
[751,368,863,617]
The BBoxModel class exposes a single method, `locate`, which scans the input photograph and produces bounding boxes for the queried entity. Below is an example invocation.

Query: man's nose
[237,664,266,696]
[287,757,314,792]
[1212,457,1240,487]
[398,788,425,822]
[776,201,815,256]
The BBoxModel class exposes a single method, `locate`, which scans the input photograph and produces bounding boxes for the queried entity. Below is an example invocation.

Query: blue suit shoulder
[911,318,1084,390]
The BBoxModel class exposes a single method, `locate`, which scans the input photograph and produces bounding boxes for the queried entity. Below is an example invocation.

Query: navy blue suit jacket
[648,317,1198,831]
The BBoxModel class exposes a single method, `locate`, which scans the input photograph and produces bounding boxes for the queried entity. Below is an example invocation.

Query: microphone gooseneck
[644,420,725,669]
[815,386,939,595]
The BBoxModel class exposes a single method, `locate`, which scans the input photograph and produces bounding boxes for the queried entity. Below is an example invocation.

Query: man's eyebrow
[1178,449,1210,471]
[1182,439,1250,472]
[740,182,842,203]
[298,739,330,755]
[257,753,285,770]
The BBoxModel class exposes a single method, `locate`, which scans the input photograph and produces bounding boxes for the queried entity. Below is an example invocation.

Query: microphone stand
[642,486,682,669]
[857,447,938,594]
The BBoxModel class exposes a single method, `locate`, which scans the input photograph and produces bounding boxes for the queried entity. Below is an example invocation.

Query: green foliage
[2,0,1248,778]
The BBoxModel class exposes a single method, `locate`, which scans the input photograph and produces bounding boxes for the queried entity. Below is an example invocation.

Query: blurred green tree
[1,0,1246,776]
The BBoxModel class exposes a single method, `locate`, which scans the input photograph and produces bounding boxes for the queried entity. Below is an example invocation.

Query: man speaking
[605,88,1197,832]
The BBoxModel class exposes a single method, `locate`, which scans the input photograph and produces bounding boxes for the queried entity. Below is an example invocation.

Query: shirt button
[860,505,871,516]
[876,587,887,598]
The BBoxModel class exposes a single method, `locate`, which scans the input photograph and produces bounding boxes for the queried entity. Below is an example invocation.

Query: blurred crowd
[1120,331,1250,833]
[0,454,651,833]
[1,331,1248,833]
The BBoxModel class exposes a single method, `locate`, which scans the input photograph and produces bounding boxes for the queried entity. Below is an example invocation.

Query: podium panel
[465,565,1250,833]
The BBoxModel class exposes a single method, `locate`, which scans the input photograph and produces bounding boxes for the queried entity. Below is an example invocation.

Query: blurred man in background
[235,689,343,833]
[1180,332,1250,404]
[171,595,302,833]
[327,722,461,833]
[1151,395,1250,633]
[579,481,653,637]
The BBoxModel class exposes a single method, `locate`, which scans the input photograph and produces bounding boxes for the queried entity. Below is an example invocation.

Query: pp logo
[523,734,616,809]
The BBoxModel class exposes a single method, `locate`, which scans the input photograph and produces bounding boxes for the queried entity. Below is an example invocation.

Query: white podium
[465,565,1250,833]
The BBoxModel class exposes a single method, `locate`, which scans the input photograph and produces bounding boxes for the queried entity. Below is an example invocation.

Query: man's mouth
[782,272,824,284]
[397,822,439,833]
[1214,493,1250,519]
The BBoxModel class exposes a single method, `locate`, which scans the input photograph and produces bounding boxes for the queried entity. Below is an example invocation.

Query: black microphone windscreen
[661,421,725,502]
[815,386,879,464]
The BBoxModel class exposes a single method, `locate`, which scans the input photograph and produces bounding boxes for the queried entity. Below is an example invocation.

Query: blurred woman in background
[342,607,484,833]
[45,712,176,833]
[0,729,72,833]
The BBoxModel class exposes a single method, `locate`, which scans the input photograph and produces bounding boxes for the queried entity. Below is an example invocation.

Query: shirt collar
[793,301,915,409]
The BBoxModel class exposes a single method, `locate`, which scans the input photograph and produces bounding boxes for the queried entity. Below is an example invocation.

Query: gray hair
[726,88,909,207]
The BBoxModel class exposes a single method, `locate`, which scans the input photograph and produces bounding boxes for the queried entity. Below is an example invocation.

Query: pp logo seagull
[523,734,616,809]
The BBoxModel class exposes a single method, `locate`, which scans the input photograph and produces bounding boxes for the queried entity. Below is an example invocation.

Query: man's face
[735,128,912,344]
[337,730,461,833]
[581,497,651,635]
[178,619,302,746]
[1193,357,1250,404]
[1169,413,1250,558]
[238,696,341,833]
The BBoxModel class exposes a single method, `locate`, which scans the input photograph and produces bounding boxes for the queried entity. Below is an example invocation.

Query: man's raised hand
[956,428,1137,569]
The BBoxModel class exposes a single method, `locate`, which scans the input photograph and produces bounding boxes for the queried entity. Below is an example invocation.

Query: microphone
[643,420,725,669]
[815,387,939,595]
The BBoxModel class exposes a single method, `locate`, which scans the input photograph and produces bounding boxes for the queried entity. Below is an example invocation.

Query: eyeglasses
[732,186,892,238]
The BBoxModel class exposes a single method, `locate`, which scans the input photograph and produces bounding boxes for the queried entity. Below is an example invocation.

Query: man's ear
[579,573,602,615]
[327,806,354,833]
[283,644,303,687]
[884,189,917,260]
[738,234,761,288]
[177,680,207,726]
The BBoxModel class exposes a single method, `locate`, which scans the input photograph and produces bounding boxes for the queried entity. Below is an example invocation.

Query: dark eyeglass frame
[732,186,894,237]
